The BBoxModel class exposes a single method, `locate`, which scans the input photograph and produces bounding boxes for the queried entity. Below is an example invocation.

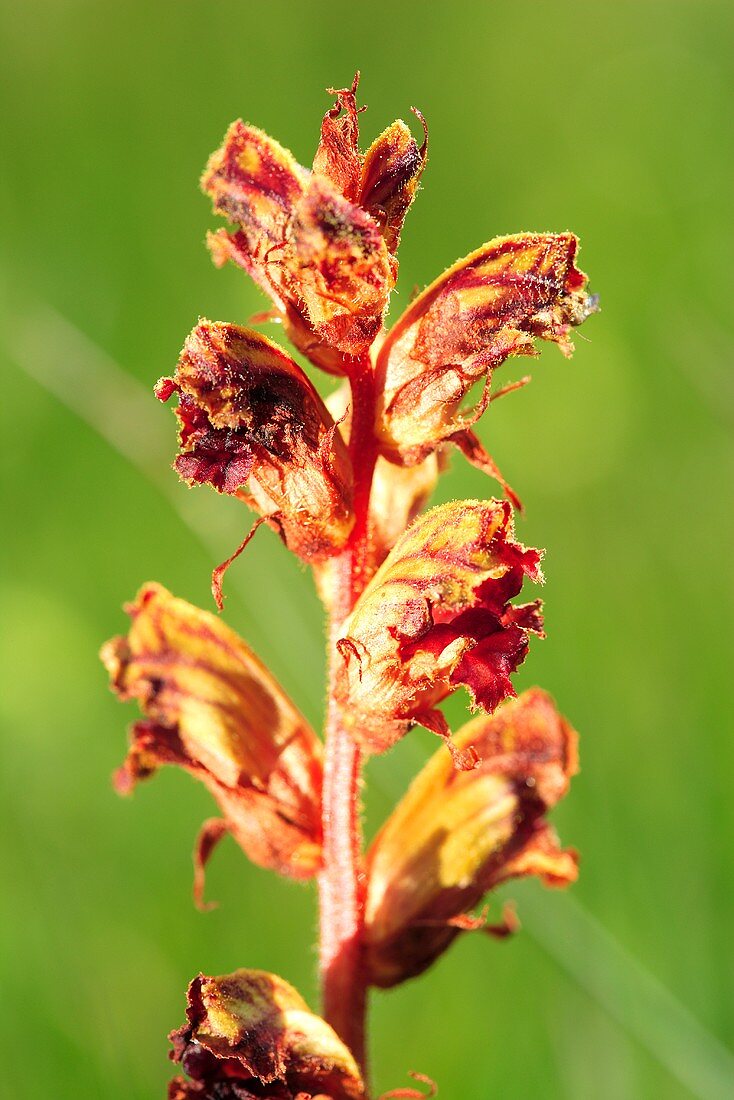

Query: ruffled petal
[334,500,543,764]
[157,320,355,563]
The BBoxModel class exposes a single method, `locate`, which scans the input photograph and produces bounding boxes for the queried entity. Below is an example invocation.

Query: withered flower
[203,75,426,370]
[169,968,365,1099]
[335,499,543,767]
[365,689,578,987]
[101,584,323,891]
[375,232,597,494]
[156,320,354,568]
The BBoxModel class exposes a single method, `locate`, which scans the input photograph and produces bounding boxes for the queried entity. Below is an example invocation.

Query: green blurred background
[1,1,732,1096]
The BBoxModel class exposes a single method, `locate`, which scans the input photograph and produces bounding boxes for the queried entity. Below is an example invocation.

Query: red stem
[319,361,377,1075]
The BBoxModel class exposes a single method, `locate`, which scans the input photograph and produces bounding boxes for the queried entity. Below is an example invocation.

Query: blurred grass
[1,1,733,1097]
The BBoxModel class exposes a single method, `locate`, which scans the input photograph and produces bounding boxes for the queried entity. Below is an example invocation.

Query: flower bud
[359,114,427,261]
[375,233,597,477]
[201,120,307,305]
[168,968,365,1099]
[157,320,355,563]
[335,499,543,768]
[101,584,323,885]
[312,74,363,203]
[281,174,392,357]
[365,689,578,987]
[203,105,394,364]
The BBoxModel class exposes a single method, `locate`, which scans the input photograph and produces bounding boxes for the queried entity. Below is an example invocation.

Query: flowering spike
[101,584,323,880]
[103,74,597,1093]
[335,500,543,762]
[364,689,578,987]
[375,232,597,479]
[168,968,366,1099]
[157,320,355,563]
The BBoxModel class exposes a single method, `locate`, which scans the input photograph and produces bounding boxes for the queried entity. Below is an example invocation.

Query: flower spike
[101,584,323,884]
[157,320,355,564]
[102,73,596,1094]
[335,500,544,766]
[364,689,578,987]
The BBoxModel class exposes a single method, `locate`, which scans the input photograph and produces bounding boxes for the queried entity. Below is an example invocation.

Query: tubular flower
[101,584,323,887]
[202,75,426,369]
[156,320,354,565]
[168,969,366,1100]
[374,233,598,492]
[364,689,578,987]
[334,500,544,767]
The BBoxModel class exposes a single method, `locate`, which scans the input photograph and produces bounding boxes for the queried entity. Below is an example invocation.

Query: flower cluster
[103,75,595,1097]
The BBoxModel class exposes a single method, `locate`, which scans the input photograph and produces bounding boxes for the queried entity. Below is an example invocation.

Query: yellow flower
[169,968,365,1099]
[364,689,578,987]
[101,584,323,896]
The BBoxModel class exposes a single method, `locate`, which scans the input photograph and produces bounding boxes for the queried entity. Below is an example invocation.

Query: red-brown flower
[374,232,597,500]
[101,584,323,892]
[156,320,355,566]
[364,689,578,987]
[168,969,365,1099]
[203,75,426,372]
[334,499,543,767]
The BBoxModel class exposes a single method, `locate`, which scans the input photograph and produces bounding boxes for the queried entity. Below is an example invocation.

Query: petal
[359,114,427,259]
[169,969,365,1099]
[364,689,578,987]
[157,320,355,562]
[101,584,323,879]
[334,500,543,762]
[202,121,308,308]
[282,175,393,358]
[376,232,597,462]
[312,73,363,203]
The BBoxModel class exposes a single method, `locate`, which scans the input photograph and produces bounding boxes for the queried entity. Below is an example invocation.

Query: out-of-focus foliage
[0,2,732,1098]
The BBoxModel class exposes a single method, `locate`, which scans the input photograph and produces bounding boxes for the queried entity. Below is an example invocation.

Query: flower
[374,232,598,498]
[334,499,544,768]
[364,689,578,987]
[202,74,425,371]
[101,584,323,895]
[168,968,365,1099]
[156,320,354,569]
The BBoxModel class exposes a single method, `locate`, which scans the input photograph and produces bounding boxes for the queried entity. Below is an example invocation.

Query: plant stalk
[319,361,378,1076]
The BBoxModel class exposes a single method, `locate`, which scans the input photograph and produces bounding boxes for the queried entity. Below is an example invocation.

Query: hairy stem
[319,361,377,1075]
